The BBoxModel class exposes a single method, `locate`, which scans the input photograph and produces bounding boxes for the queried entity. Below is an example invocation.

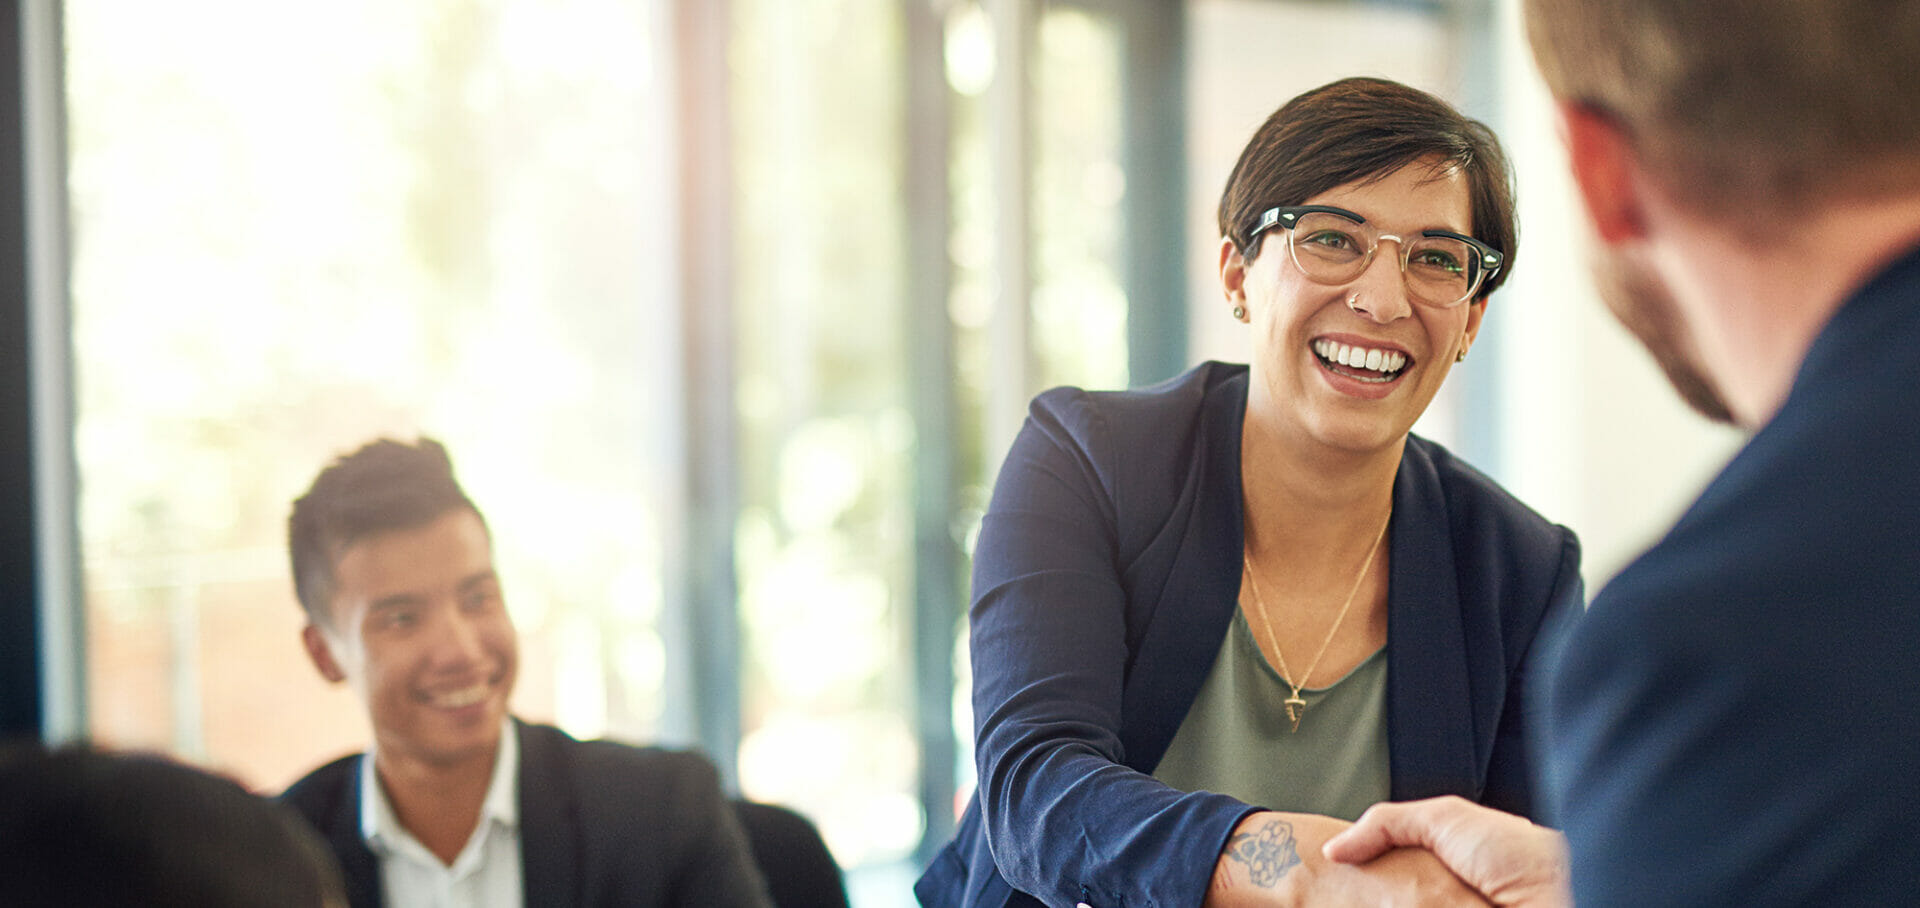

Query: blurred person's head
[1524,0,1920,426]
[289,437,517,772]
[1216,77,1516,456]
[1525,0,1920,222]
[0,743,346,908]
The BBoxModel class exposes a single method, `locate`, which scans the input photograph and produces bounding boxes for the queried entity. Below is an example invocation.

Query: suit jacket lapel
[324,760,383,908]
[515,721,583,905]
[1385,442,1480,801]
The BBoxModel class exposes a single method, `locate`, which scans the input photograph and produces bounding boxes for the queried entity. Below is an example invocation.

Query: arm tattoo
[1225,819,1303,888]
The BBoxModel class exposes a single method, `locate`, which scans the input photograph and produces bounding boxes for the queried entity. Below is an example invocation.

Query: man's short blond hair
[1524,0,1920,217]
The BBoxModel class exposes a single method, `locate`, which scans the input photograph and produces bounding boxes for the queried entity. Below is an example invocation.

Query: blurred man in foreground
[1324,1,1920,905]
[0,743,346,907]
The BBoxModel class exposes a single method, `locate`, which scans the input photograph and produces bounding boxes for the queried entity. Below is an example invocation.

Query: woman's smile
[1310,337,1410,383]
[1305,333,1413,402]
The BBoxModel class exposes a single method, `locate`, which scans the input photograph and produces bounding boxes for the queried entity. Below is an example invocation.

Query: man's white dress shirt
[360,720,523,908]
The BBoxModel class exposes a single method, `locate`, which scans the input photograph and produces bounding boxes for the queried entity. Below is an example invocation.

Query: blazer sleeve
[969,389,1257,908]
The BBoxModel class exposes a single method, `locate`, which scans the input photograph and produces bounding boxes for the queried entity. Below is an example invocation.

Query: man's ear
[1558,102,1648,245]
[1220,236,1250,320]
[301,623,349,684]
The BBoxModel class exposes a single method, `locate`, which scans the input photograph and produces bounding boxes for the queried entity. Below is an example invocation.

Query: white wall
[1490,0,1743,586]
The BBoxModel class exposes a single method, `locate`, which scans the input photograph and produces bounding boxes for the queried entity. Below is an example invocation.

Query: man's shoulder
[1565,329,1920,688]
[516,722,725,804]
[278,751,363,820]
[1594,358,1920,636]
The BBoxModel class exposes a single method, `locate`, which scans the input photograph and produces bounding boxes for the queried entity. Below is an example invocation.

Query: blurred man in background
[281,437,772,907]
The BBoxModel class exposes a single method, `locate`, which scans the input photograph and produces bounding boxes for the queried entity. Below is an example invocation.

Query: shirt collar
[360,717,521,852]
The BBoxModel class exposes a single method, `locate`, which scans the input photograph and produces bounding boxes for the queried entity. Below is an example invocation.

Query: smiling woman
[1229,158,1486,448]
[915,77,1584,908]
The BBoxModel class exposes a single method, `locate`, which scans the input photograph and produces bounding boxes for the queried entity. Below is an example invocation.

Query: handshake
[1211,798,1570,908]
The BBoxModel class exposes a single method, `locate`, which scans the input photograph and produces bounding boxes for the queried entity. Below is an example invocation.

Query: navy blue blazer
[1542,245,1920,906]
[280,719,773,908]
[916,362,1583,908]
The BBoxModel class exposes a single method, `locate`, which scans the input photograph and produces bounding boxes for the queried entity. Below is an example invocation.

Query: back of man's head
[0,743,346,908]
[288,437,483,627]
[1524,0,1920,217]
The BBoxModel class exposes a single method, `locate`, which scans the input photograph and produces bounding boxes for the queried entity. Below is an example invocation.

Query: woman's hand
[1203,811,1492,907]
[1321,796,1570,908]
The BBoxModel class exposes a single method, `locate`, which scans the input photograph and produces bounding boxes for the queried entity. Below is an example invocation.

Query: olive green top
[1151,608,1391,821]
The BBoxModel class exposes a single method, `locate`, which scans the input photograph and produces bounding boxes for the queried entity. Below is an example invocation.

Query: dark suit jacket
[1542,245,1920,906]
[281,720,773,908]
[916,362,1584,908]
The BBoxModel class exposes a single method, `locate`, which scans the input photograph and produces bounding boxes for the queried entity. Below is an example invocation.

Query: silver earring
[1231,304,1246,321]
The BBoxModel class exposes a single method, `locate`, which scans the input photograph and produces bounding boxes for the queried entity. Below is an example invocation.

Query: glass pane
[1034,7,1129,392]
[730,0,921,874]
[935,0,1137,822]
[66,0,676,790]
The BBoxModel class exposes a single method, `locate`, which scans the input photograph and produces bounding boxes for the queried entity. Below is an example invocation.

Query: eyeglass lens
[1288,212,1480,307]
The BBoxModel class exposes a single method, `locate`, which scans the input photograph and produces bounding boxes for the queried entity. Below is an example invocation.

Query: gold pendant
[1284,693,1307,733]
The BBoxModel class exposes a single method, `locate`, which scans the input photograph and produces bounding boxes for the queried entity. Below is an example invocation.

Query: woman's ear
[1220,236,1250,320]
[1558,103,1649,245]
[1461,298,1488,357]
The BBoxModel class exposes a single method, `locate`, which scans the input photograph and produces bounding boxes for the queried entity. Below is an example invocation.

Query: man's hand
[1204,811,1491,907]
[1321,796,1570,908]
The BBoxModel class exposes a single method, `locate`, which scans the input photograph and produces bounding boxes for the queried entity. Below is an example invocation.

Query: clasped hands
[1206,797,1570,907]
[1324,796,1570,907]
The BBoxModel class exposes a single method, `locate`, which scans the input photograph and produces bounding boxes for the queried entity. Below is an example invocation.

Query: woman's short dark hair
[1217,76,1518,298]
[287,437,483,627]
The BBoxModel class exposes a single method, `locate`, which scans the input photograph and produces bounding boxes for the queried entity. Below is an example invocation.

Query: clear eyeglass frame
[1245,204,1504,308]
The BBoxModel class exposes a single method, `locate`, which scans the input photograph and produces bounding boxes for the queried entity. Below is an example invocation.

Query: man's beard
[1590,247,1737,425]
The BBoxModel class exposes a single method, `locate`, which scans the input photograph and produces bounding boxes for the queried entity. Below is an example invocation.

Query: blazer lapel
[515,721,583,906]
[1118,373,1247,773]
[1385,442,1481,801]
[1110,370,1481,796]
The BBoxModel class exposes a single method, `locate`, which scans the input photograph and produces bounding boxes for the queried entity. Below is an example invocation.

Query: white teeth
[430,684,490,709]
[1311,339,1407,376]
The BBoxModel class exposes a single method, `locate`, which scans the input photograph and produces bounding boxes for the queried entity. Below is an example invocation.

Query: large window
[729,0,923,869]
[58,2,1164,902]
[67,0,681,788]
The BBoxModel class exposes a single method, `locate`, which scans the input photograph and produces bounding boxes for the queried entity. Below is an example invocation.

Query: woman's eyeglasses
[1246,205,1503,308]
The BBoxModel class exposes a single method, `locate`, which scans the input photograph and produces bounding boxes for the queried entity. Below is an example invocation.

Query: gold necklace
[1241,509,1391,733]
